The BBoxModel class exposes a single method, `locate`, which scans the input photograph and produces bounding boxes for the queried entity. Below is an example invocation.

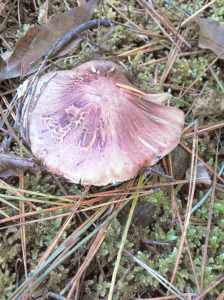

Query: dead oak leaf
[0,26,43,80]
[0,0,98,80]
[194,17,224,59]
[0,27,82,80]
[21,0,98,78]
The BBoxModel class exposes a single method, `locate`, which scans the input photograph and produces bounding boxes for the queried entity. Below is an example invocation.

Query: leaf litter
[0,0,98,79]
[21,0,98,77]
[0,0,224,299]
[194,17,224,59]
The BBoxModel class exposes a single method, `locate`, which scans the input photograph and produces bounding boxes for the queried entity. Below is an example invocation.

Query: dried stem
[200,137,219,289]
[168,122,198,292]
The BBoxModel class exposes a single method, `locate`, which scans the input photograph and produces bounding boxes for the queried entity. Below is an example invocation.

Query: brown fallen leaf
[194,17,224,59]
[7,26,43,70]
[0,0,97,79]
[21,0,98,77]
[0,61,41,80]
[0,25,43,80]
[0,37,83,80]
[0,154,34,178]
[192,89,224,116]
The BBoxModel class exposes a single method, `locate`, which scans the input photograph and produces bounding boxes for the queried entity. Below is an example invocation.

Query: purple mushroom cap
[26,60,185,185]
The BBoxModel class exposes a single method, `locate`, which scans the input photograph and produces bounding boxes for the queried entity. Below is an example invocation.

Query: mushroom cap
[26,60,184,186]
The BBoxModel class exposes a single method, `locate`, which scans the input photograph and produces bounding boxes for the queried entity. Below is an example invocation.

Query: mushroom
[24,60,185,186]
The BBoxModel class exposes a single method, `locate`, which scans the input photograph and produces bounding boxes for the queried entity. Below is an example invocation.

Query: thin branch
[201,136,219,289]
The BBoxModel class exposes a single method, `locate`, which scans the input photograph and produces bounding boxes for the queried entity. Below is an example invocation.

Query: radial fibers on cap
[26,60,185,186]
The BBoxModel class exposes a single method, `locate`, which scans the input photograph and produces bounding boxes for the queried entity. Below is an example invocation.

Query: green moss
[80,186,224,299]
[1,0,224,298]
[0,227,20,298]
[0,268,16,300]
[15,24,36,41]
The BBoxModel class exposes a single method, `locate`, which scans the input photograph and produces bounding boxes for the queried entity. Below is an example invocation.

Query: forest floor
[0,0,224,299]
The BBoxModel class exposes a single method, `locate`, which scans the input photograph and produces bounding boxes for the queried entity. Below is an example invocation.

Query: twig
[138,0,191,49]
[0,0,17,32]
[18,186,91,300]
[32,0,37,11]
[103,263,134,300]
[139,0,181,51]
[18,151,29,298]
[0,34,12,50]
[48,292,71,300]
[211,2,218,17]
[181,0,217,27]
[119,7,146,15]
[0,190,166,228]
[97,0,103,37]
[17,0,21,29]
[1,96,16,120]
[151,0,179,33]
[133,294,197,300]
[144,240,175,246]
[161,28,188,84]
[201,137,219,289]
[38,186,91,267]
[8,187,140,300]
[172,194,201,293]
[45,19,111,58]
[0,104,35,159]
[102,0,119,34]
[105,0,142,30]
[168,152,175,224]
[63,0,70,9]
[194,273,224,300]
[118,41,159,57]
[45,0,48,24]
[123,249,187,300]
[216,289,224,300]
[168,122,198,293]
[116,83,145,95]
[0,88,17,97]
[111,20,197,41]
[139,50,208,67]
[209,67,224,93]
[181,121,224,140]
[108,174,145,300]
[0,0,12,14]
[96,256,108,282]
[164,0,187,13]
[0,179,37,210]
[67,225,108,298]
